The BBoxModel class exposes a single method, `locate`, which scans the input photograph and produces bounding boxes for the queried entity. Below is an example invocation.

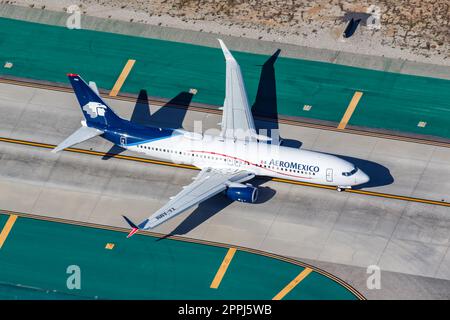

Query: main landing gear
[337,186,351,192]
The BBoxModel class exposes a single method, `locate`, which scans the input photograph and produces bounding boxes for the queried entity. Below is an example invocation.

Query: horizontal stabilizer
[88,81,100,95]
[52,126,103,153]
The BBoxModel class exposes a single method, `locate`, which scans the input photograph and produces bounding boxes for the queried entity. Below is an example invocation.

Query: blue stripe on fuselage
[89,119,179,146]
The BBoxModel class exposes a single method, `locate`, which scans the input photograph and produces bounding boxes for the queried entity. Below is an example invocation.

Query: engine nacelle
[225,184,258,203]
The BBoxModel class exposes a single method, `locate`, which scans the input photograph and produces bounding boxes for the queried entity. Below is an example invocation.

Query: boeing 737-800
[53,39,369,237]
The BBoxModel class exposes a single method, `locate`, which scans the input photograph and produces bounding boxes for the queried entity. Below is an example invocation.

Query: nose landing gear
[337,186,351,192]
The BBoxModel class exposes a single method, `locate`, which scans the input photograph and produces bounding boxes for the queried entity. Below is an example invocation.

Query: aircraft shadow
[134,90,194,128]
[158,177,275,239]
[129,89,152,126]
[332,153,394,189]
[131,89,194,128]
[102,144,127,160]
[251,49,301,149]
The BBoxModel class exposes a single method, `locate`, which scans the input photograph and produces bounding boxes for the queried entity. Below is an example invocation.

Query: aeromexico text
[267,159,320,172]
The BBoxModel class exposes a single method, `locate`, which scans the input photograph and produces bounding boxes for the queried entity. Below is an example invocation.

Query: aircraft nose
[355,170,370,185]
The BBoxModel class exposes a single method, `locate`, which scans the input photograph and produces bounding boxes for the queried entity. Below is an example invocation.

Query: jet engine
[225,183,258,203]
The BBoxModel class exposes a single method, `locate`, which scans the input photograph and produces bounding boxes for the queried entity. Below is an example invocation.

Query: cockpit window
[342,167,358,177]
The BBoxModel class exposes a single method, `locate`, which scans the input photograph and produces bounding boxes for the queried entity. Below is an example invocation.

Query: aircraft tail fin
[67,74,122,127]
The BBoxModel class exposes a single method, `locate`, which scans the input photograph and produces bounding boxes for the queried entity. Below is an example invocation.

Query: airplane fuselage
[97,120,369,188]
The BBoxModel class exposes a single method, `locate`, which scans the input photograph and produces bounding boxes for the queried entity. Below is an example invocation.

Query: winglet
[127,227,139,238]
[122,215,139,238]
[217,39,235,62]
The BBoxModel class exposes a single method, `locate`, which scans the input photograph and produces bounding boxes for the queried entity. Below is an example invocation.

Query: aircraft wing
[218,39,270,142]
[124,168,255,235]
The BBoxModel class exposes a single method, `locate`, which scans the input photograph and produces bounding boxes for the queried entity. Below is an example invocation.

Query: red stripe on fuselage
[189,150,314,180]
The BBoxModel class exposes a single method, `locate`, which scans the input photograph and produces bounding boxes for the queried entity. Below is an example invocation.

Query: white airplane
[54,39,369,237]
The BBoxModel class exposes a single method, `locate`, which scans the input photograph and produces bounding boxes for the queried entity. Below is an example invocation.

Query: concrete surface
[0,82,450,299]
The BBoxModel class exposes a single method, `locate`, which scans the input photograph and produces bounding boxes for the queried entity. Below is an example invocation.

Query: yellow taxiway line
[1,136,449,208]
[210,247,237,289]
[273,267,313,300]
[338,91,363,130]
[109,59,136,97]
[0,214,18,249]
